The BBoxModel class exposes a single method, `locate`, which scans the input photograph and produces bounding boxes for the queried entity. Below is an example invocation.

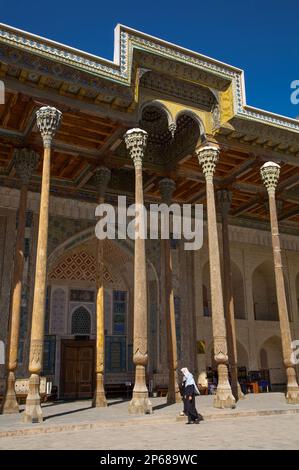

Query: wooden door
[61,340,95,399]
[77,346,94,398]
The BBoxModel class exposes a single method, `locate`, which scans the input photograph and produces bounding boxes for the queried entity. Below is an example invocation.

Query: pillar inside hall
[158,178,181,404]
[124,128,152,414]
[217,189,244,401]
[1,149,39,414]
[196,144,235,409]
[260,162,299,404]
[93,166,111,408]
[23,107,61,423]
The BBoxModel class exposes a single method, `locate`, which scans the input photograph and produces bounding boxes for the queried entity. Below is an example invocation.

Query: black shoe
[194,419,200,424]
[186,420,194,424]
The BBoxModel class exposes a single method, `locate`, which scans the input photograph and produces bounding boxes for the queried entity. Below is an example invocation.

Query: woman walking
[181,368,200,424]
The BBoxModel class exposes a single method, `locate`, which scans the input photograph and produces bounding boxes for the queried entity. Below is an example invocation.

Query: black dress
[183,384,199,423]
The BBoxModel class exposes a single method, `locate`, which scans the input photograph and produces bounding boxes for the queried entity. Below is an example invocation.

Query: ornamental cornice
[0,23,299,134]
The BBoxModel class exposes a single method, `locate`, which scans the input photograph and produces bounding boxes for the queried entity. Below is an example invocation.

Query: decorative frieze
[1,23,299,135]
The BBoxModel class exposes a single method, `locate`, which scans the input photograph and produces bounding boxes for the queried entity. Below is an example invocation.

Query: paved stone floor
[0,393,299,449]
[1,414,299,450]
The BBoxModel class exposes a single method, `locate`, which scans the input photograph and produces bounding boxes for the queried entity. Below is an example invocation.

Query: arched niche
[259,336,285,387]
[202,260,246,319]
[237,340,249,369]
[137,102,207,165]
[71,306,91,336]
[252,260,279,321]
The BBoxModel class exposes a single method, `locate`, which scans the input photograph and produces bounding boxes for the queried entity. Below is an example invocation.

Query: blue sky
[1,0,299,118]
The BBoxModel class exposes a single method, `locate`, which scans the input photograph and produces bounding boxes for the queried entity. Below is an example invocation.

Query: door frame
[60,338,95,399]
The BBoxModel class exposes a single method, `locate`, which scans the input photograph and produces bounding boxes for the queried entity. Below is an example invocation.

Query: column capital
[159,177,176,204]
[260,161,280,194]
[13,148,39,185]
[217,189,232,216]
[94,166,111,198]
[196,144,220,180]
[36,106,62,148]
[124,128,148,169]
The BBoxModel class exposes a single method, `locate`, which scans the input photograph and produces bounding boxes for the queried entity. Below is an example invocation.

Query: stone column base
[214,387,236,409]
[129,395,153,414]
[214,364,236,409]
[23,374,43,423]
[286,388,299,404]
[93,374,107,407]
[1,372,19,414]
[285,367,299,404]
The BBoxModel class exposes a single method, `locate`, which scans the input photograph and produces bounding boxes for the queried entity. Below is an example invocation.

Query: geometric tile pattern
[48,250,113,283]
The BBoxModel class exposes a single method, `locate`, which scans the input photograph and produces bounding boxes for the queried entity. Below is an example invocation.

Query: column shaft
[2,184,28,413]
[221,210,244,401]
[93,165,111,407]
[269,192,299,403]
[23,146,51,423]
[163,237,181,403]
[129,165,152,413]
[197,144,235,409]
[260,161,299,404]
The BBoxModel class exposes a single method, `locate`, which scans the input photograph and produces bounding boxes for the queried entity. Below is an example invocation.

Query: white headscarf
[181,368,200,395]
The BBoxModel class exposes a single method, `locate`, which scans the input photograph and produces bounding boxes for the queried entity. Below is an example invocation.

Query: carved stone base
[286,389,299,404]
[285,367,299,404]
[214,387,236,409]
[128,395,153,414]
[93,374,107,407]
[214,363,236,409]
[23,374,43,423]
[1,372,19,414]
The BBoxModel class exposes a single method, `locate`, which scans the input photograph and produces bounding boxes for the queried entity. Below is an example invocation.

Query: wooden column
[1,149,39,414]
[124,128,152,414]
[217,189,244,401]
[158,178,181,404]
[93,166,111,407]
[23,106,61,423]
[196,144,235,409]
[260,162,299,404]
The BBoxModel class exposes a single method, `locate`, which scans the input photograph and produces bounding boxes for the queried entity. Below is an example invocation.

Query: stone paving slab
[1,392,299,438]
[1,414,299,450]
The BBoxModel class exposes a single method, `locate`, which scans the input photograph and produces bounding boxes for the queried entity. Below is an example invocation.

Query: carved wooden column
[1,149,39,414]
[158,178,181,404]
[93,166,111,407]
[196,144,235,409]
[260,162,299,404]
[124,128,152,414]
[23,107,61,423]
[217,189,244,401]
